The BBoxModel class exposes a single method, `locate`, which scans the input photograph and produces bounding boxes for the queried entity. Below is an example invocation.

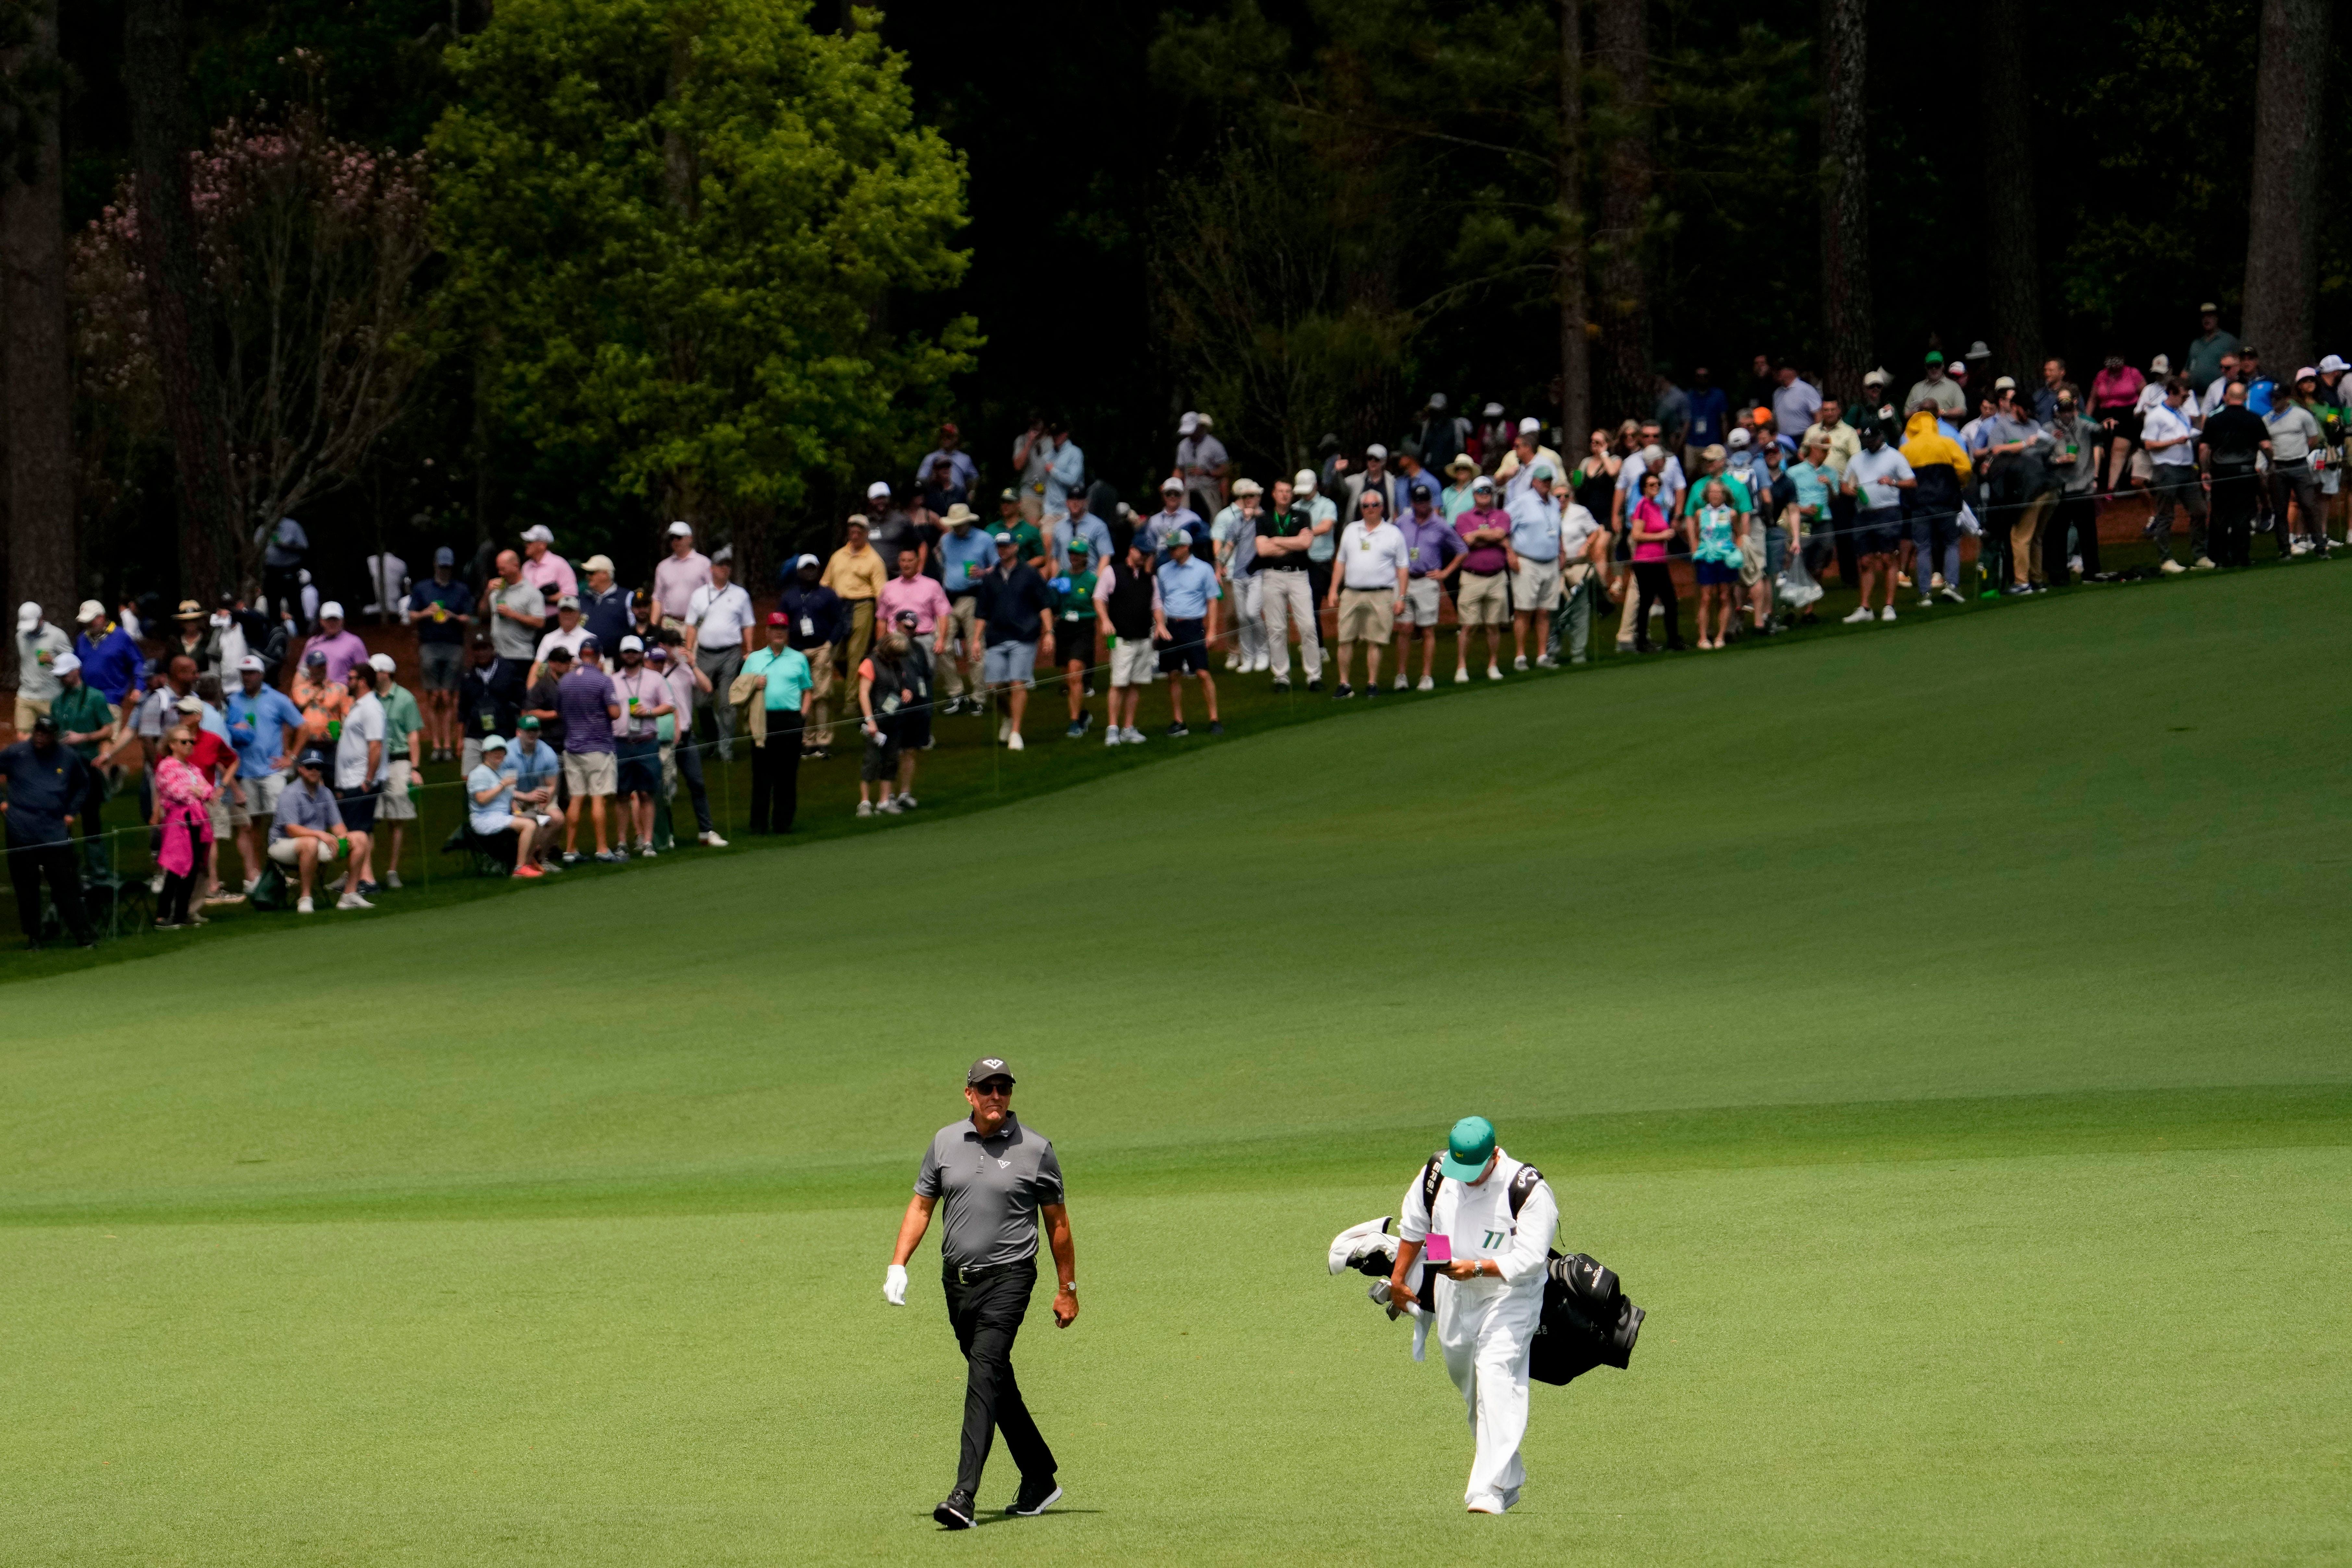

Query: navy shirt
[408,578,474,644]
[973,562,1055,644]
[775,582,846,651]
[581,584,634,652]
[0,740,93,844]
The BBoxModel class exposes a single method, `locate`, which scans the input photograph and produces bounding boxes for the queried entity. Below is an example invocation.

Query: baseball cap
[369,652,396,675]
[1993,375,2017,392]
[2296,365,2319,382]
[1481,401,1503,417]
[1366,442,1388,460]
[433,546,456,566]
[1528,462,1556,481]
[1000,486,1019,504]
[2316,353,2347,374]
[1427,392,1448,410]
[1410,481,1432,499]
[1232,477,1263,497]
[795,553,820,571]
[1471,475,1496,493]
[893,609,920,628]
[2150,353,2172,374]
[175,694,203,713]
[546,644,574,662]
[29,712,57,735]
[2238,343,2260,358]
[297,747,330,769]
[1947,360,1969,376]
[967,1056,1016,1086]
[1293,469,1318,493]
[51,652,79,677]
[712,545,734,564]
[1439,1115,1497,1181]
[319,601,345,620]
[517,715,541,730]
[481,734,509,753]
[176,599,203,619]
[15,601,38,632]
[648,644,670,663]
[1168,528,1193,546]
[1517,416,1541,435]
[557,594,581,611]
[1067,537,1091,555]
[304,649,328,665]
[2199,300,2220,314]
[1923,350,1944,365]
[1863,367,1890,386]
[581,554,615,575]
[866,480,892,500]
[577,634,601,652]
[766,611,789,626]
[1160,476,1184,492]
[993,529,1015,544]
[521,524,554,544]
[619,634,644,653]
[1178,411,1199,435]
[667,520,692,537]
[1727,427,1751,449]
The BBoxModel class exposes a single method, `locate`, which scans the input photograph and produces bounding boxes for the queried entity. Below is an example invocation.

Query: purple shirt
[301,629,370,687]
[1399,512,1463,577]
[556,666,619,753]
[1454,507,1512,575]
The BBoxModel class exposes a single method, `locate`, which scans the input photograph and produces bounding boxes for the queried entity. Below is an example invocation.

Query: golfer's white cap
[1293,468,1318,493]
[77,599,106,623]
[667,520,692,537]
[320,601,345,620]
[1518,416,1542,435]
[16,601,39,632]
[369,652,396,674]
[866,480,891,500]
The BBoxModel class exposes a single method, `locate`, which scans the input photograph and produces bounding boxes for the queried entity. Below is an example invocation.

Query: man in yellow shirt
[822,517,888,680]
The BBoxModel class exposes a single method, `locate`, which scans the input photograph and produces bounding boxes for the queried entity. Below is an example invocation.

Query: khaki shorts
[1511,559,1563,613]
[243,771,286,817]
[376,758,417,820]
[563,750,618,796]
[1738,532,1766,586]
[209,782,250,837]
[1108,637,1158,688]
[13,695,51,733]
[1336,587,1396,642]
[1401,577,1444,628]
[1458,571,1509,626]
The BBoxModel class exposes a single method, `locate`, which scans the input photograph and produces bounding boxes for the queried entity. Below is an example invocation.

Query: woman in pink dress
[151,725,216,928]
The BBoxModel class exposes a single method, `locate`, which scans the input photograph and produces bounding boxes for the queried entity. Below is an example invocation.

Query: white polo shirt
[687,580,756,655]
[1336,519,1411,590]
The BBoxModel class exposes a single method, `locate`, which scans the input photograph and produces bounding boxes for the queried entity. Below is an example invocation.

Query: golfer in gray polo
[885,1056,1078,1529]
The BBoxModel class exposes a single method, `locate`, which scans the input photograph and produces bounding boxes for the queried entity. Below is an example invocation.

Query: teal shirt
[743,646,812,711]
[378,682,423,759]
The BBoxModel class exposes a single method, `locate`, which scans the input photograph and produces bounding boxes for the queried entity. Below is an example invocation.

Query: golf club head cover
[1326,1216,1395,1276]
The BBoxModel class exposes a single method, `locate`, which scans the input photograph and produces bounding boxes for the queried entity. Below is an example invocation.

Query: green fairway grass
[3,565,2347,1563]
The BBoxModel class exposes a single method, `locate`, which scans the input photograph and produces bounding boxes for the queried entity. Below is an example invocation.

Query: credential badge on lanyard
[799,616,815,638]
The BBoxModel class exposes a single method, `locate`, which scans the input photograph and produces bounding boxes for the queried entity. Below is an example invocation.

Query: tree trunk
[1981,0,2041,385]
[2242,0,2328,372]
[1592,0,1651,424]
[1818,0,1872,403]
[122,0,236,600]
[1555,0,1590,446]
[3,0,74,678]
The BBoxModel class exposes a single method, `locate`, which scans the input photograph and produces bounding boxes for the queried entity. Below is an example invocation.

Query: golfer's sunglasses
[973,1079,1014,1097]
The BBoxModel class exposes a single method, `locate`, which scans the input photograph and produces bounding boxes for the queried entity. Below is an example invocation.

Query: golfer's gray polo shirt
[915,1113,1064,1270]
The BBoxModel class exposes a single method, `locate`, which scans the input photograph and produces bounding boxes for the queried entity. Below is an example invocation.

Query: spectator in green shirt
[367,653,425,888]
[46,654,114,871]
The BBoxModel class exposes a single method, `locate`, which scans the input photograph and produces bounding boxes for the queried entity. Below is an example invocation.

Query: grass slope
[1,566,2346,1563]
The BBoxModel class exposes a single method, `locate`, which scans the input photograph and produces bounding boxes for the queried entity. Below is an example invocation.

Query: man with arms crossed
[886,1058,1077,1529]
[1386,1116,1559,1515]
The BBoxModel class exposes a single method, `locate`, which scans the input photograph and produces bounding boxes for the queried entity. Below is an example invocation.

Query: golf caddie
[1387,1116,1559,1514]
[884,1056,1077,1529]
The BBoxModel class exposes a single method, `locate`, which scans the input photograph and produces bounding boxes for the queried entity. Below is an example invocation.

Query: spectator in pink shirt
[1451,478,1514,682]
[300,602,370,686]
[518,525,578,599]
[651,521,712,628]
[879,544,950,640]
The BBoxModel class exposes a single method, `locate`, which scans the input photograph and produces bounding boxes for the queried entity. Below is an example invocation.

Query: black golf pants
[941,1259,1055,1497]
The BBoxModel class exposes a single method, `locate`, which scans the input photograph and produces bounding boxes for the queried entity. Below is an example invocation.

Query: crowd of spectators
[7,306,2346,948]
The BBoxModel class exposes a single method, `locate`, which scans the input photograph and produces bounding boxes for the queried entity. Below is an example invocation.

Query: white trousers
[1227,573,1267,667]
[1257,570,1322,682]
[1435,1277,1542,1512]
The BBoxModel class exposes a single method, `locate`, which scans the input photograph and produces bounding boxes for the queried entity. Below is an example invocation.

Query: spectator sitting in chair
[266,748,347,916]
[467,736,545,879]
[508,717,563,869]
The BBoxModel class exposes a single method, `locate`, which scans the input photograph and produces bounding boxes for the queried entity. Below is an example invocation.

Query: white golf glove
[884,1263,908,1307]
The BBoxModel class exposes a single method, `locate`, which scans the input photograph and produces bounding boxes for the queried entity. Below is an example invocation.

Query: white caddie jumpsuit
[1399,1150,1560,1512]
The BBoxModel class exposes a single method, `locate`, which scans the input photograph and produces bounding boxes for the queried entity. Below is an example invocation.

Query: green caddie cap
[1923,350,1944,366]
[1440,1116,1497,1181]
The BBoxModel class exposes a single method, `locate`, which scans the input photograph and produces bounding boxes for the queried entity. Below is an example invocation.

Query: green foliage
[430,0,976,538]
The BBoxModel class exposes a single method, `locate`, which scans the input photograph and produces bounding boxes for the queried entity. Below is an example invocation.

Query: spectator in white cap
[466,735,547,878]
[863,481,925,579]
[517,523,577,599]
[779,552,847,757]
[1474,401,1512,467]
[972,527,1055,749]
[301,602,369,687]
[47,652,114,870]
[1494,417,1565,506]
[327,661,387,906]
[369,651,422,886]
[575,553,632,649]
[2318,354,2350,536]
[267,746,345,914]
[650,523,710,630]
[405,546,473,760]
[225,652,302,889]
[1211,477,1268,672]
[1342,443,1396,524]
[14,600,70,732]
[610,633,671,856]
[1176,410,1229,520]
[71,598,142,709]
[1294,465,1341,616]
[824,515,888,687]
[684,545,754,760]
[1143,475,1203,564]
[532,593,591,683]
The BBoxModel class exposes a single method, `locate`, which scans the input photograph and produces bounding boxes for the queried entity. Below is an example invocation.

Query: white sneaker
[1454,669,1470,685]
[698,830,728,847]
[1122,726,1144,744]
[880,797,904,814]
[336,892,373,910]
[998,719,1010,742]
[899,796,918,810]
[1486,665,1503,681]
[1252,656,1271,673]
[1879,606,1897,622]
[297,896,315,915]
[1417,675,1434,692]
[1917,596,1934,609]
[2191,557,2215,570]
[1393,674,1408,690]
[639,844,657,858]
[1649,602,1664,619]
[856,799,874,817]
[1843,606,1875,624]
[1536,655,1558,668]
[1105,728,1122,747]
[1513,655,1529,671]
[386,871,403,889]
[2067,555,2083,573]
[2291,539,2312,556]
[2161,559,2188,575]
[1006,731,1025,751]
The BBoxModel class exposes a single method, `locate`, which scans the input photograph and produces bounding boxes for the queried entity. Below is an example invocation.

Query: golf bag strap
[1423,1157,1542,1225]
